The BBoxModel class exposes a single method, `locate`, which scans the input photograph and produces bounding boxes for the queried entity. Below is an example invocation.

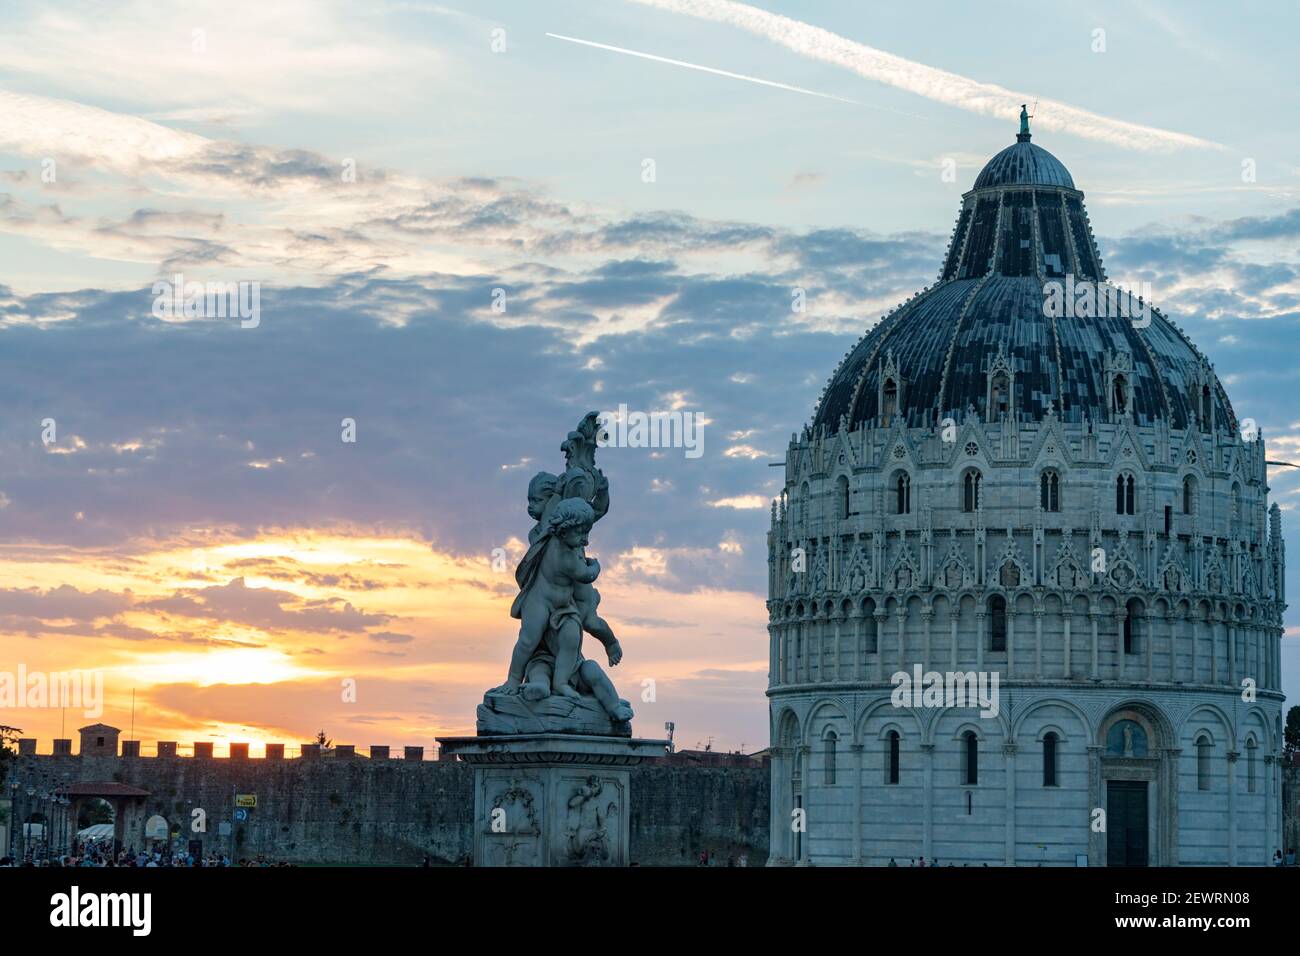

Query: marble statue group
[479,412,635,736]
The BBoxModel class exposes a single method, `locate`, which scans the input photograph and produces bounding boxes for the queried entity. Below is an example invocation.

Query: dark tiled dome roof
[811,127,1233,434]
[973,141,1075,190]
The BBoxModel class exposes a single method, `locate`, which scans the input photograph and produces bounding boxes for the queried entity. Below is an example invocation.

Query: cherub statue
[523,470,623,666]
[495,497,631,722]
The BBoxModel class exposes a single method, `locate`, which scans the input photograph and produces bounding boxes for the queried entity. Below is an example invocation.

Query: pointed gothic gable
[936,537,974,590]
[840,544,873,594]
[1105,417,1152,471]
[1156,541,1190,594]
[941,416,993,469]
[989,533,1031,589]
[1047,533,1088,590]
[885,540,920,592]
[883,417,919,471]
[1027,411,1075,469]
[1106,534,1142,591]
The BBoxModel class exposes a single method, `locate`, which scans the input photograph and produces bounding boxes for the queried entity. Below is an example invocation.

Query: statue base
[477,688,632,737]
[436,734,668,867]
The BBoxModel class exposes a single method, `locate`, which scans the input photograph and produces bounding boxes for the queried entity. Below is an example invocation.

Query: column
[1169,611,1180,682]
[832,619,841,682]
[1116,609,1127,681]
[851,744,864,865]
[1166,748,1181,865]
[1145,609,1153,682]
[875,611,886,682]
[853,615,862,680]
[1004,744,1017,865]
[1062,612,1072,679]
[1034,608,1043,679]
[1210,613,1220,685]
[1264,754,1276,863]
[1226,750,1238,866]
[1228,620,1236,688]
[1191,613,1199,683]
[1087,745,1103,865]
[1007,610,1016,678]
[921,743,935,863]
[976,611,986,671]
[921,609,932,675]
[896,608,906,677]
[1090,611,1100,680]
[949,610,959,670]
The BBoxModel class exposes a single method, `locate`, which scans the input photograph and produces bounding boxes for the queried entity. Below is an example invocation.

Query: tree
[0,726,22,828]
[1285,706,1300,755]
[315,730,332,749]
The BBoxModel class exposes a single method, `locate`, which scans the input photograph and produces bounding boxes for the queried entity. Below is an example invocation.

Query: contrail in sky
[628,0,1222,152]
[545,32,859,105]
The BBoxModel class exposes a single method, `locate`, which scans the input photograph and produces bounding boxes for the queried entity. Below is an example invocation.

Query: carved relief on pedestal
[480,774,543,867]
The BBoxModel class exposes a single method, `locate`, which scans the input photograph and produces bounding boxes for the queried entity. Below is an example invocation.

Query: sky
[1,0,1298,755]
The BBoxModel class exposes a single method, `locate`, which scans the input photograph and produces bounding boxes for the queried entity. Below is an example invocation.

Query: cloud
[630,0,1222,152]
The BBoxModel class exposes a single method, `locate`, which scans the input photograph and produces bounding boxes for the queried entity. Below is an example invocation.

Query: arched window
[989,595,1007,652]
[837,475,851,520]
[1247,738,1257,794]
[1115,474,1136,515]
[990,372,1010,420]
[1183,475,1196,514]
[882,378,897,425]
[823,730,838,785]
[887,731,900,785]
[962,731,979,785]
[798,481,809,523]
[1042,732,1058,787]
[1112,374,1128,414]
[1196,735,1212,791]
[1040,470,1060,512]
[1201,384,1212,425]
[963,470,981,512]
[1231,483,1242,523]
[895,472,911,515]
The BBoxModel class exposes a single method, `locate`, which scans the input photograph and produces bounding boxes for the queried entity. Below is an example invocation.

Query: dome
[973,141,1075,190]
[812,123,1233,434]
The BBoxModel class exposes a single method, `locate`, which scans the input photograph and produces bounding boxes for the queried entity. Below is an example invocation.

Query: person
[919,856,926,868]
[1273,849,1283,866]
[888,857,897,867]
[738,852,748,868]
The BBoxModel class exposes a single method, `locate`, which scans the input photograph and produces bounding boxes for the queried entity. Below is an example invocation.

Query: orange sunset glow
[1,530,768,753]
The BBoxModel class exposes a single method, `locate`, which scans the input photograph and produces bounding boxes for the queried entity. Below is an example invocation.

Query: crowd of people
[1,839,294,867]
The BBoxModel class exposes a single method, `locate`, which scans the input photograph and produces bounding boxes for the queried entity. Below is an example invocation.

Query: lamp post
[23,784,34,863]
[6,780,16,865]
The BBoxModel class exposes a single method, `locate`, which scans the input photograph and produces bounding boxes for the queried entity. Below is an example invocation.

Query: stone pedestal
[436,734,668,867]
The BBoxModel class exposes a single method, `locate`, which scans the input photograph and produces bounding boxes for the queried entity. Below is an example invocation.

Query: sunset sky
[2,0,1299,754]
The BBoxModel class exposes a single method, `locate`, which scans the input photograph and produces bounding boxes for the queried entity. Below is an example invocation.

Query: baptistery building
[766,116,1286,866]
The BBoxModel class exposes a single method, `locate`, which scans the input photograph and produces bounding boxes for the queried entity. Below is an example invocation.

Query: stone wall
[8,752,768,866]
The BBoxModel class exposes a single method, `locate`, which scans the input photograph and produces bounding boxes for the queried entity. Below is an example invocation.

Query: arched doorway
[67,782,150,856]
[1094,704,1175,866]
